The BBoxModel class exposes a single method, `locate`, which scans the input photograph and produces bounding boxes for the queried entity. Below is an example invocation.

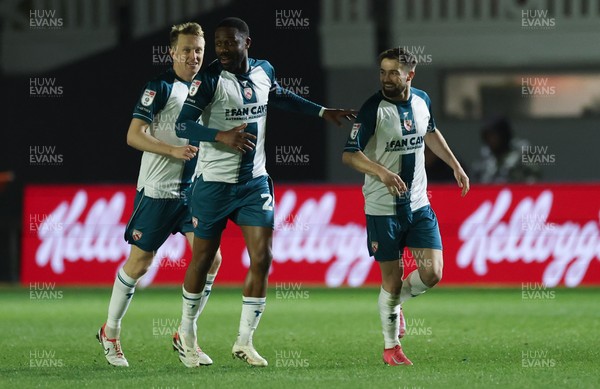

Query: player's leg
[174,235,221,367]
[400,205,443,304]
[367,215,412,366]
[229,175,274,367]
[175,176,230,367]
[97,245,154,367]
[98,190,174,367]
[174,233,222,366]
[230,225,271,367]
[184,232,221,318]
[400,248,442,303]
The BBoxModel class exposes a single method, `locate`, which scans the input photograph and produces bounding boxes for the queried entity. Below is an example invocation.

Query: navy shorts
[189,174,275,239]
[366,205,442,262]
[124,189,193,252]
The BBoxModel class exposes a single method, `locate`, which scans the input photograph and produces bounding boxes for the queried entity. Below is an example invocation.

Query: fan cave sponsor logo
[521,9,556,30]
[275,10,310,29]
[29,9,63,29]
[275,145,310,166]
[29,78,63,97]
[384,136,424,152]
[457,189,600,287]
[29,146,64,166]
[224,104,268,121]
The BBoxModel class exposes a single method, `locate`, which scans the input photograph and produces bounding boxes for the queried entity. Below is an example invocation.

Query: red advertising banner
[21,184,600,287]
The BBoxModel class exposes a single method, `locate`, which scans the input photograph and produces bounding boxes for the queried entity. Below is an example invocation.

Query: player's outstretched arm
[424,129,470,197]
[342,151,407,196]
[126,118,198,161]
[269,87,356,125]
[322,109,358,127]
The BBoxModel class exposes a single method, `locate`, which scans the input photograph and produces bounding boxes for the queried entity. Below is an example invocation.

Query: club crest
[132,229,143,241]
[243,87,253,100]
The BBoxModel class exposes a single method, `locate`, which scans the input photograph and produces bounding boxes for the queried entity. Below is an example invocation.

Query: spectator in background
[471,116,540,184]
[425,146,465,182]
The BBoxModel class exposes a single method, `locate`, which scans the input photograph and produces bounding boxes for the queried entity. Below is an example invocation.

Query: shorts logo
[189,80,201,96]
[141,89,156,107]
[371,241,378,253]
[243,87,253,100]
[132,229,143,241]
[192,217,198,228]
[350,123,361,139]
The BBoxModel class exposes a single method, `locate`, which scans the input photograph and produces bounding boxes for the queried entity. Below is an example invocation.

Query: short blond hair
[170,22,204,48]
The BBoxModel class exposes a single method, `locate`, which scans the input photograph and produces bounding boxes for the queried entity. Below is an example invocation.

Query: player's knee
[249,251,272,276]
[209,250,223,273]
[423,268,442,287]
[125,250,154,278]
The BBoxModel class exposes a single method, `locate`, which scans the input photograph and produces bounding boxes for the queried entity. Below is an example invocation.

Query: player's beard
[382,83,407,99]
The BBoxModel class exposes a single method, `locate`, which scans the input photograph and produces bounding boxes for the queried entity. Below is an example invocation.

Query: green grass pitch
[1,286,599,388]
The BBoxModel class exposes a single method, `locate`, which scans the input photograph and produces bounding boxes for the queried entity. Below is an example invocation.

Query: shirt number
[261,194,273,211]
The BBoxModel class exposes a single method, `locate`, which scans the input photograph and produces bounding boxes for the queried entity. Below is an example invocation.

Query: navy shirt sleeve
[258,60,322,117]
[411,88,436,132]
[344,93,380,152]
[132,80,170,123]
[176,66,221,142]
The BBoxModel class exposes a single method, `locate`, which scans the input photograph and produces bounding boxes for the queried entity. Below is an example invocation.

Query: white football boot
[96,323,129,367]
[172,327,213,367]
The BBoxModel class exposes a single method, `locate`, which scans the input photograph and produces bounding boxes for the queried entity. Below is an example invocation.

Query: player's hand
[215,123,256,153]
[322,109,358,127]
[378,168,407,197]
[454,168,470,197]
[170,145,198,161]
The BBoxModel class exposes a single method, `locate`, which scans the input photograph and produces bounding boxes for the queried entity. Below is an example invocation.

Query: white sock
[180,285,203,347]
[197,273,216,316]
[106,268,138,339]
[400,270,430,303]
[378,287,401,349]
[235,296,266,346]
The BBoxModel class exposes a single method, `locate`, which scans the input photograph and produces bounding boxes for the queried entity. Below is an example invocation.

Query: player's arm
[263,61,356,126]
[126,118,197,161]
[175,73,255,152]
[425,129,469,197]
[342,151,406,195]
[341,98,406,196]
[130,80,197,160]
[269,87,356,126]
